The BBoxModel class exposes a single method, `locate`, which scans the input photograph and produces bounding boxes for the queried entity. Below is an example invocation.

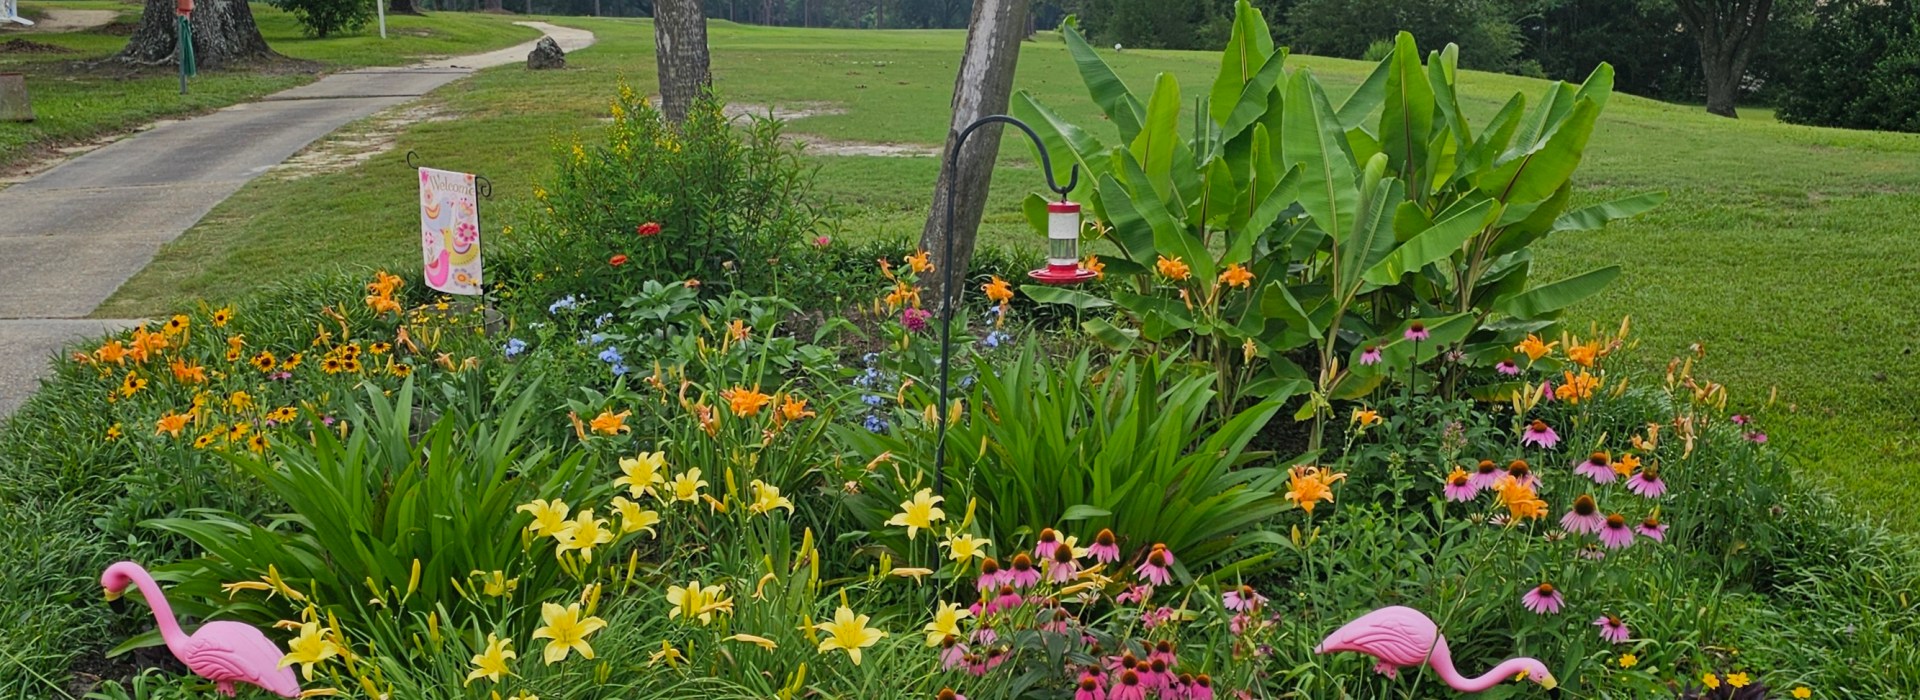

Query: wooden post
[0,73,34,123]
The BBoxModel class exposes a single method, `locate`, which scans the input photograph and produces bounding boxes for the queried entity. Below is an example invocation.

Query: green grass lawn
[93,18,1920,531]
[0,2,540,168]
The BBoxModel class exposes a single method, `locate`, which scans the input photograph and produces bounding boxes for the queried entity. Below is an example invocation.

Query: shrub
[267,0,372,38]
[499,88,821,312]
[1774,0,1920,133]
[1283,0,1525,70]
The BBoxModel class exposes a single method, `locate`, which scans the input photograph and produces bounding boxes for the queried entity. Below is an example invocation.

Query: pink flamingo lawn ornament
[1316,606,1558,693]
[101,561,301,698]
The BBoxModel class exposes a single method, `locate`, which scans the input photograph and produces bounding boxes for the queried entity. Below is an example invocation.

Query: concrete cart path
[0,21,593,418]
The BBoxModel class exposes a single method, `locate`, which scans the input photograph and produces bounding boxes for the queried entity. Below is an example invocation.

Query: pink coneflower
[1521,582,1565,615]
[1578,543,1607,561]
[902,307,932,333]
[1114,584,1151,605]
[1359,345,1383,365]
[1189,674,1216,700]
[1142,606,1175,629]
[1627,466,1668,498]
[1089,528,1120,563]
[1007,553,1042,589]
[984,648,1008,673]
[1496,358,1522,375]
[976,557,1003,592]
[1599,513,1636,549]
[1637,515,1668,542]
[1575,451,1619,484]
[971,627,998,645]
[1135,545,1175,586]
[939,636,967,669]
[1745,431,1768,444]
[1594,615,1631,644]
[1047,544,1081,583]
[813,235,832,247]
[1561,494,1605,534]
[1104,652,1141,674]
[1404,322,1430,342]
[1034,528,1062,560]
[1443,467,1479,502]
[1470,459,1503,489]
[1506,460,1539,489]
[1731,414,1750,425]
[1109,668,1147,700]
[1150,640,1178,668]
[1539,381,1555,402]
[936,688,969,700]
[1522,420,1559,448]
[1223,585,1267,613]
[1074,671,1106,700]
[986,584,1024,615]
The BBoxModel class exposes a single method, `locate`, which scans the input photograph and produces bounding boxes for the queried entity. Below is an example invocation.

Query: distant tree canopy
[1773,0,1920,132]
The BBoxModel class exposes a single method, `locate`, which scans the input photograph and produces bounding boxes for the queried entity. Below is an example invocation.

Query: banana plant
[1017,2,1662,441]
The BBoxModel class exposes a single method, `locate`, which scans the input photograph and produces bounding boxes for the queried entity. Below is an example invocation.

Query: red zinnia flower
[637,221,662,237]
[609,254,629,266]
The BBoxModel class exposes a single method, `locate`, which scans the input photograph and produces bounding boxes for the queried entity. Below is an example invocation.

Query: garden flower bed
[2,4,1917,698]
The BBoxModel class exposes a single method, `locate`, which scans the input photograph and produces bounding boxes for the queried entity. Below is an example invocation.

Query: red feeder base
[1028,266,1099,285]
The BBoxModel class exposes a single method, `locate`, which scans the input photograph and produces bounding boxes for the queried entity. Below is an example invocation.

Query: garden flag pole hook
[931,115,1079,497]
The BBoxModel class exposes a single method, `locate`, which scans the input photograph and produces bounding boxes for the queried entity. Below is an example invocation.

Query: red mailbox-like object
[175,0,192,16]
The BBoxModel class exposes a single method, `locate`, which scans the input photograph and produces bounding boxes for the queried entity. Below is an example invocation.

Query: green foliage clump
[499,89,821,311]
[1774,0,1920,133]
[1283,0,1526,70]
[268,0,372,38]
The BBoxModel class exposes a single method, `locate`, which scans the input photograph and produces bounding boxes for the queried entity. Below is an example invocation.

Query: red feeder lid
[1047,200,1081,214]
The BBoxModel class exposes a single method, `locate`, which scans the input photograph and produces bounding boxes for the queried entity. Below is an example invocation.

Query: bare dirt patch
[786,134,938,157]
[0,8,118,33]
[0,38,75,54]
[723,101,847,122]
[268,103,458,180]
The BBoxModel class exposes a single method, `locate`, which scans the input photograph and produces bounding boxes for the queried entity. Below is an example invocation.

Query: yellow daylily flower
[723,633,779,650]
[517,499,571,539]
[884,488,945,540]
[647,640,685,668]
[923,601,971,647]
[669,468,708,503]
[943,532,990,561]
[611,496,660,537]
[614,452,667,499]
[464,634,516,686]
[554,509,613,563]
[666,580,734,625]
[748,479,794,516]
[531,602,605,664]
[815,605,886,665]
[277,622,341,681]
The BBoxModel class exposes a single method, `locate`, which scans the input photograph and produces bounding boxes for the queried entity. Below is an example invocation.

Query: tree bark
[118,0,273,67]
[653,0,712,123]
[483,0,504,12]
[918,0,1032,308]
[1674,0,1774,117]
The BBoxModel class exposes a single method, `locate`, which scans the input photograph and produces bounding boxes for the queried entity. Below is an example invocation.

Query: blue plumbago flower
[598,346,624,364]
[593,313,614,328]
[981,331,1010,349]
[862,352,880,366]
[853,366,883,389]
[959,374,977,389]
[861,394,886,407]
[611,362,630,376]
[503,338,528,358]
[863,415,890,434]
[548,295,578,314]
[581,332,607,346]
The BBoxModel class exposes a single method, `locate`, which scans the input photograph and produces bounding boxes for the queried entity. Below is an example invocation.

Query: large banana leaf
[1208,0,1277,123]
[1380,32,1436,187]
[1499,266,1622,319]
[1283,69,1360,243]
[1063,24,1146,142]
[1362,198,1496,285]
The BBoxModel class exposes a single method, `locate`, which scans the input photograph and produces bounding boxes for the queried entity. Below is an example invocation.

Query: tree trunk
[118,0,273,67]
[653,0,712,123]
[917,0,1032,308]
[389,0,423,17]
[483,0,503,12]
[1675,0,1774,118]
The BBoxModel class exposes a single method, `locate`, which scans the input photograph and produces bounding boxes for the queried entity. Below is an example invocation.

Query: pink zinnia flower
[976,557,1004,592]
[1496,358,1522,375]
[1109,669,1147,700]
[1521,582,1565,615]
[1522,420,1559,449]
[1575,452,1618,484]
[1359,346,1382,365]
[1594,615,1631,644]
[1599,513,1636,549]
[1135,544,1175,586]
[1089,528,1120,563]
[1637,516,1668,542]
[1627,467,1667,498]
[1560,494,1605,535]
[902,307,932,333]
[1223,585,1266,613]
[1469,459,1503,489]
[1404,322,1430,342]
[1033,527,1062,560]
[1443,468,1479,502]
[1006,553,1042,589]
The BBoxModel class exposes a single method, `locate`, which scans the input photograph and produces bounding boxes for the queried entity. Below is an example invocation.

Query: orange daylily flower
[1081,256,1105,279]
[722,387,773,417]
[1156,255,1191,281]
[155,411,191,437]
[1514,335,1558,362]
[1284,465,1345,514]
[777,395,815,422]
[982,276,1015,306]
[1218,263,1254,288]
[589,410,631,436]
[905,250,934,274]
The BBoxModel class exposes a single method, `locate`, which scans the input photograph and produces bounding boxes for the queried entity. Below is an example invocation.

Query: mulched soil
[0,38,77,54]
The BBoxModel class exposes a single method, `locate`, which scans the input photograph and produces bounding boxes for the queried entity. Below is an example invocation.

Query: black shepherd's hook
[407,150,492,200]
[930,115,1079,498]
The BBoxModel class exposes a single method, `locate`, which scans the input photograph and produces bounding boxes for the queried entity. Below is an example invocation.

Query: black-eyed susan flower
[210,306,233,327]
[250,351,276,372]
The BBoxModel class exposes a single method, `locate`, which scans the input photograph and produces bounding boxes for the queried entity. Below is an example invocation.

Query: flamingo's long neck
[1424,637,1544,693]
[107,562,188,655]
